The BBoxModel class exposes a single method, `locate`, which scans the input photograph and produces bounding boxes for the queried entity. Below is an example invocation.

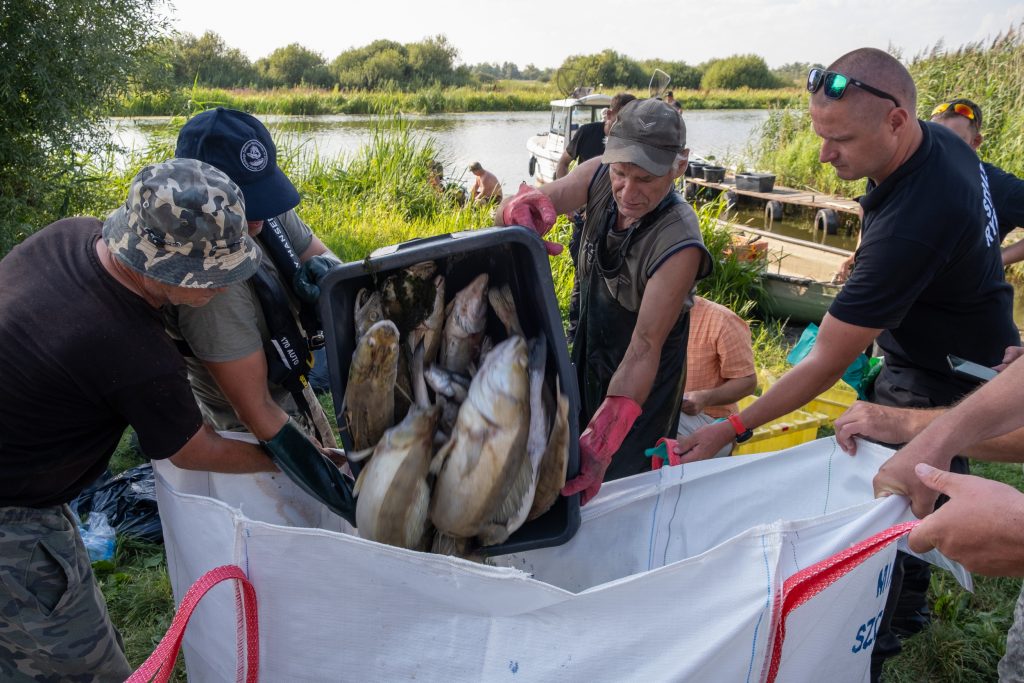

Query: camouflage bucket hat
[102,158,260,288]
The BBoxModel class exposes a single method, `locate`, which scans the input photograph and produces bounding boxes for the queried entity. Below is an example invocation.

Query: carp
[344,319,400,450]
[382,261,437,332]
[430,335,529,540]
[528,376,571,522]
[488,282,523,337]
[354,288,384,339]
[439,273,488,374]
[408,275,446,367]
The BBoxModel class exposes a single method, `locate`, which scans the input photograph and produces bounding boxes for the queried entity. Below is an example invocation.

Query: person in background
[675,50,1019,681]
[468,161,503,204]
[929,98,1024,267]
[838,96,1024,281]
[0,159,278,681]
[676,296,757,457]
[555,93,637,179]
[167,108,340,447]
[496,98,712,505]
[834,348,1024,682]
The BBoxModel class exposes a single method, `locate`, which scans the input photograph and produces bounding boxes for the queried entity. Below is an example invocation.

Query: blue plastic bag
[79,512,115,562]
[786,323,874,399]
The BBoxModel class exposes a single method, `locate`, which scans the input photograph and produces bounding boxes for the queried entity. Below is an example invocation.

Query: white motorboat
[526,92,612,185]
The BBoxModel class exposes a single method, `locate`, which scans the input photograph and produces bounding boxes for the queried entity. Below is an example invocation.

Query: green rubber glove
[261,419,356,525]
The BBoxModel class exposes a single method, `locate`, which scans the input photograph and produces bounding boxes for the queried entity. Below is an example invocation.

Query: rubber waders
[261,419,357,525]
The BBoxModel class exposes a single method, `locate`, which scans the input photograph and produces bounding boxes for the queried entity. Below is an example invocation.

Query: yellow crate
[754,376,858,423]
[805,382,858,421]
[732,395,829,456]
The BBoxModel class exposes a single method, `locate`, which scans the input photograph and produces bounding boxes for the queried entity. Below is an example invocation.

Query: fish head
[351,319,400,372]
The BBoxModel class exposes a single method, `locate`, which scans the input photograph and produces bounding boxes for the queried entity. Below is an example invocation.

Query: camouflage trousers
[0,505,133,682]
[1000,582,1024,682]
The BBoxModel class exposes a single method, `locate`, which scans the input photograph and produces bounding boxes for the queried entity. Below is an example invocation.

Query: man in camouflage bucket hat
[0,158,278,681]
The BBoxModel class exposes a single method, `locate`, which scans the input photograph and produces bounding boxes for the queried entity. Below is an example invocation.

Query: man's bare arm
[606,248,703,404]
[204,350,290,441]
[168,423,276,472]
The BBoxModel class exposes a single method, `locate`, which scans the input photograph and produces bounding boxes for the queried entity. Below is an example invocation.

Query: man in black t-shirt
[929,97,1024,265]
[0,159,280,681]
[555,92,636,179]
[675,48,1019,682]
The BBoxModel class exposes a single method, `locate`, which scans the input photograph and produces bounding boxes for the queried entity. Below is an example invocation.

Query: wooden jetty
[685,174,861,238]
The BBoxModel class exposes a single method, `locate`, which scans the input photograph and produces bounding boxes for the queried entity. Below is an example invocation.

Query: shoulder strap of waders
[257,216,325,350]
[250,260,328,444]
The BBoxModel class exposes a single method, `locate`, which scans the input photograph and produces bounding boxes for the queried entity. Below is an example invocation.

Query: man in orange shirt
[677,296,757,457]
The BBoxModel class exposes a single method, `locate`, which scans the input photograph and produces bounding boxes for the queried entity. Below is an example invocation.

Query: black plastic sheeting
[72,463,163,543]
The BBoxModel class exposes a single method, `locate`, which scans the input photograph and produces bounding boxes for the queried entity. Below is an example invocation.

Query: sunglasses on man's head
[931,101,980,126]
[806,68,901,108]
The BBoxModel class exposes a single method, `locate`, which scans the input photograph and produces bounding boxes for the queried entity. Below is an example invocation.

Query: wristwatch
[726,414,754,443]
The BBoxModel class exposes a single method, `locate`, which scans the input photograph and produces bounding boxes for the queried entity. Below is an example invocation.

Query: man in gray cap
[0,158,279,680]
[495,98,712,504]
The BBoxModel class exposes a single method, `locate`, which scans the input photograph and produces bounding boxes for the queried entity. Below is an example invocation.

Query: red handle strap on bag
[765,520,919,683]
[126,564,259,683]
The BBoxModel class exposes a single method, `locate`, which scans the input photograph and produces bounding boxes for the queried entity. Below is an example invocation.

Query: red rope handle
[765,520,918,683]
[126,564,259,683]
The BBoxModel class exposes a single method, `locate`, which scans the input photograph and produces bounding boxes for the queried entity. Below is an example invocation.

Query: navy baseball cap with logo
[175,107,300,221]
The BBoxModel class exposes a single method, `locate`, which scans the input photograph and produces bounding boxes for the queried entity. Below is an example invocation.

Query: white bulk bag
[152,437,959,682]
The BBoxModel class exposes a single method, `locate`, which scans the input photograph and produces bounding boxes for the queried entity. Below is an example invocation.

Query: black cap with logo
[175,107,300,221]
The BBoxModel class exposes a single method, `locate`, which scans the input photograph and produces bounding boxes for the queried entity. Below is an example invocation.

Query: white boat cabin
[526,93,612,185]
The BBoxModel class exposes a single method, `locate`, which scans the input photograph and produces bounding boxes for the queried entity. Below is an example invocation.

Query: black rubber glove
[261,419,356,525]
[293,254,340,304]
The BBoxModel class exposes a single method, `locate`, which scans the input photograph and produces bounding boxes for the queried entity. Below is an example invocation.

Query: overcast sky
[166,0,1024,69]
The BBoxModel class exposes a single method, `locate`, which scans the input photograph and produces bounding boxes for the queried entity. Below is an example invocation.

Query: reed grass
[112,83,803,117]
[750,25,1024,192]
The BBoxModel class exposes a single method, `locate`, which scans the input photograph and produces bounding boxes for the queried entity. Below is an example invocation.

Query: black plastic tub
[702,165,727,183]
[319,226,581,556]
[735,172,776,193]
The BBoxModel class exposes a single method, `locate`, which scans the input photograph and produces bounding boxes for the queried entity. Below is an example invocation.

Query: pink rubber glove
[501,183,563,255]
[562,395,642,505]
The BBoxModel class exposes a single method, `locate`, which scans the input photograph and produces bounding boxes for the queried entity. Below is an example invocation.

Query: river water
[108,110,1024,327]
[107,109,770,198]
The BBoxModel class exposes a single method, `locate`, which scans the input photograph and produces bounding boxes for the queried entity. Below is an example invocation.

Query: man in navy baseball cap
[175,107,301,220]
[168,107,342,466]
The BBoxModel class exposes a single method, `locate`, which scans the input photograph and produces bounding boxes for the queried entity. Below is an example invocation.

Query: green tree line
[133,31,798,92]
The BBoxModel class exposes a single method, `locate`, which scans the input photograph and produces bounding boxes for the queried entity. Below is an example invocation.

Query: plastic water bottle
[80,512,116,562]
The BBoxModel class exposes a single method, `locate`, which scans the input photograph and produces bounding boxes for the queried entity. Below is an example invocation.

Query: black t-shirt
[829,122,1019,404]
[0,218,204,507]
[566,121,606,164]
[983,161,1024,240]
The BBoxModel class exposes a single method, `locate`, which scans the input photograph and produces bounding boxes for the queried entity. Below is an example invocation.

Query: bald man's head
[826,48,917,114]
[810,48,923,185]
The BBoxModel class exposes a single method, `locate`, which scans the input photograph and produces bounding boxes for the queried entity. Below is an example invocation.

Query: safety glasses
[807,68,901,108]
[931,100,981,126]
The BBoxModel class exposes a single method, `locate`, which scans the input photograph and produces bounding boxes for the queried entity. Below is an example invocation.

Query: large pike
[343,319,400,450]
[430,335,529,540]
[439,273,488,374]
[353,345,439,551]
